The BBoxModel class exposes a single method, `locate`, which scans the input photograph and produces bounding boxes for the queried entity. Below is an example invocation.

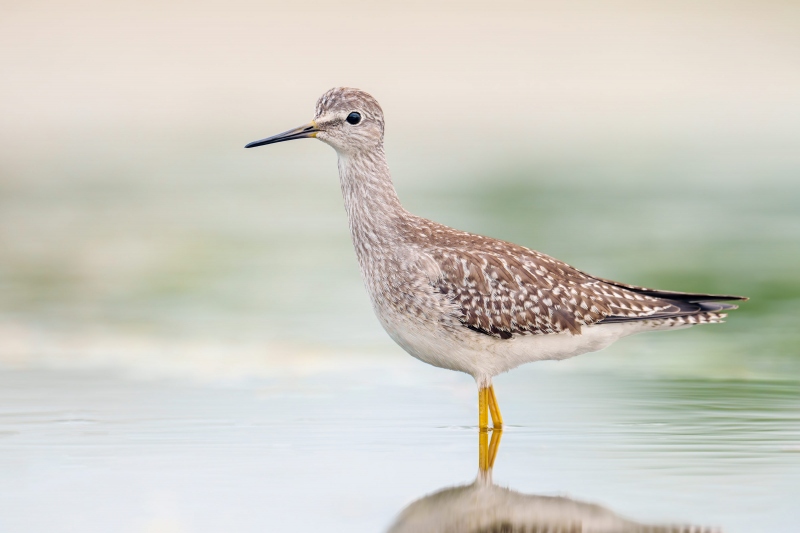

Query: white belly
[379,313,674,387]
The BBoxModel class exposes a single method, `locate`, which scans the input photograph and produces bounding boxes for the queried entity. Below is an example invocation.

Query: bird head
[245,87,385,155]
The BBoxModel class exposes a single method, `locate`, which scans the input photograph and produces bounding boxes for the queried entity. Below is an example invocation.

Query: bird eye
[346,112,361,125]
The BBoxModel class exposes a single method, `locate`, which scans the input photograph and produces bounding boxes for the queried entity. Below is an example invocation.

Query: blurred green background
[0,3,799,531]
[1,0,797,366]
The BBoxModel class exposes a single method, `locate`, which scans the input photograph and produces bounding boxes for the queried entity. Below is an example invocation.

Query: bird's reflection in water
[387,430,719,533]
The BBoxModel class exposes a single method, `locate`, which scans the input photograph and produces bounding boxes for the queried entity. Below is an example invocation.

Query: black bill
[244,121,319,148]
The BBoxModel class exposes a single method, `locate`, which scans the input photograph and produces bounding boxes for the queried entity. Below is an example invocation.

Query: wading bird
[245,87,745,430]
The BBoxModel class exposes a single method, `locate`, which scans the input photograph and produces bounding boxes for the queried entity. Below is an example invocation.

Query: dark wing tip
[697,294,748,302]
[698,302,739,312]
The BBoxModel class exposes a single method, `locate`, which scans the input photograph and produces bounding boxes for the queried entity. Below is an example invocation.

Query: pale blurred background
[0,1,799,532]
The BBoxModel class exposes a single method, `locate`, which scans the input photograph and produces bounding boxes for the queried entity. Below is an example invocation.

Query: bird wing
[585,275,747,303]
[425,231,703,337]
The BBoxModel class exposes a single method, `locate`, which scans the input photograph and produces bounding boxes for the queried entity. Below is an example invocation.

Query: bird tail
[593,276,748,305]
[592,276,746,326]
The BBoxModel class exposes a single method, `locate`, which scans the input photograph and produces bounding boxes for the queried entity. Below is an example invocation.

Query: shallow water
[1,339,798,532]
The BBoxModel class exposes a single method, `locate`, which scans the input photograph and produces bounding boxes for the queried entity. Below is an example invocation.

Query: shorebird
[245,87,746,430]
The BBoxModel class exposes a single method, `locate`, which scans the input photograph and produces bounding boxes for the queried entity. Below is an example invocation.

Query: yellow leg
[479,425,503,473]
[479,387,489,430]
[488,385,504,428]
[488,428,503,469]
[479,426,489,471]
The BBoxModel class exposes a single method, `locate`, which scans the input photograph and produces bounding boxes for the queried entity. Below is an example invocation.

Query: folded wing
[425,231,744,338]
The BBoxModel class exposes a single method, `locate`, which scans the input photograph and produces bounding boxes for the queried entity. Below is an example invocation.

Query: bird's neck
[337,147,408,246]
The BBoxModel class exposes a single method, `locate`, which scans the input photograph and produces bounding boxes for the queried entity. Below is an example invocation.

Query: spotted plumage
[246,87,746,423]
[421,224,739,338]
